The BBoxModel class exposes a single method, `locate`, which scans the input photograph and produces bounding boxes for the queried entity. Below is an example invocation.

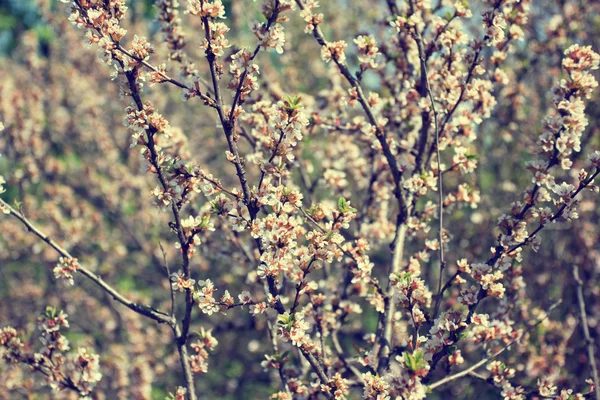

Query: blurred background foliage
[0,0,599,399]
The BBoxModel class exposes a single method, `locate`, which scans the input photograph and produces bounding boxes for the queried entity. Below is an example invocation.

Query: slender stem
[293,4,410,377]
[229,0,281,121]
[116,44,216,105]
[573,266,600,400]
[201,18,255,213]
[293,0,406,207]
[0,198,173,326]
[504,169,600,256]
[410,12,445,320]
[258,126,287,190]
[7,353,83,395]
[174,325,198,400]
[122,67,197,399]
[428,166,600,373]
[433,271,461,316]
[72,0,215,107]
[299,207,386,297]
[331,331,365,384]
[267,320,291,395]
[378,223,407,373]
[160,242,176,320]
[428,300,562,391]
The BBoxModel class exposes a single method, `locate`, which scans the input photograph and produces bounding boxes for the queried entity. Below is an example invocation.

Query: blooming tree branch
[1,0,599,399]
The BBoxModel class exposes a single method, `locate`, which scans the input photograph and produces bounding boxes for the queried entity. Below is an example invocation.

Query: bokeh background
[1,0,599,398]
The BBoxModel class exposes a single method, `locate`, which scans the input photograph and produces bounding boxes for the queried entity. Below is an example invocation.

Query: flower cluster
[321,41,348,64]
[299,0,324,33]
[166,387,188,400]
[171,269,196,292]
[189,328,218,374]
[403,172,437,196]
[277,311,314,350]
[186,0,226,19]
[1,307,101,398]
[156,0,187,63]
[354,35,380,70]
[193,279,220,315]
[201,21,231,57]
[53,257,80,286]
[228,50,260,103]
[0,327,23,362]
[251,21,287,55]
[125,103,172,147]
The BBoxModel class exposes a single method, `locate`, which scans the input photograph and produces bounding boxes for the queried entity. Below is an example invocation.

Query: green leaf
[276,312,295,330]
[283,95,302,111]
[199,214,211,228]
[43,306,59,319]
[210,200,223,214]
[403,350,427,372]
[403,352,417,371]
[337,197,357,214]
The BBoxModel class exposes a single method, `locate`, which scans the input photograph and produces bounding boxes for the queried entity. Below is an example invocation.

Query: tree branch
[428,300,562,391]
[0,198,173,326]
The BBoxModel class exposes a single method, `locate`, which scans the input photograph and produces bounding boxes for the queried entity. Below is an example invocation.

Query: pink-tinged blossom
[170,270,196,292]
[53,257,80,286]
[321,41,347,64]
[186,0,226,18]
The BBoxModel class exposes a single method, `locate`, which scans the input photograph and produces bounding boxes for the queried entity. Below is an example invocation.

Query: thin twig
[229,0,281,121]
[292,5,410,373]
[267,319,292,396]
[428,300,562,390]
[0,198,173,326]
[293,0,406,208]
[122,64,197,400]
[331,331,365,385]
[258,126,288,190]
[160,242,176,320]
[173,324,197,400]
[299,207,386,298]
[378,223,407,373]
[200,17,256,218]
[410,4,445,321]
[428,167,600,374]
[573,266,600,400]
[71,0,215,107]
[504,169,600,256]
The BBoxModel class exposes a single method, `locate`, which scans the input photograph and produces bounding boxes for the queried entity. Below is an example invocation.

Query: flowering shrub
[1,0,600,399]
